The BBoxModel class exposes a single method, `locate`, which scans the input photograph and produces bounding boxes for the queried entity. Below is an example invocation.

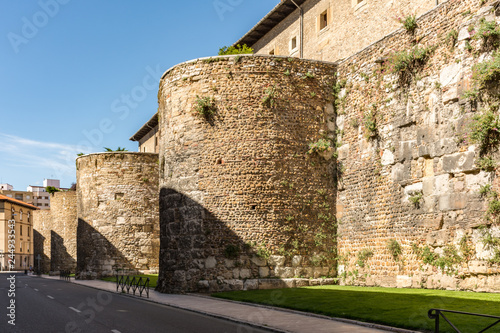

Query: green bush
[473,19,500,49]
[218,44,253,55]
[471,50,500,90]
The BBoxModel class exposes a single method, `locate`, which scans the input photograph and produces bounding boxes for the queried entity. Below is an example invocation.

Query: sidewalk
[37,274,416,333]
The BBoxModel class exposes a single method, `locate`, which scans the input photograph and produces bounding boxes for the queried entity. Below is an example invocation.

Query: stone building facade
[156,55,338,293]
[236,0,438,62]
[130,113,160,153]
[33,191,77,273]
[76,152,159,279]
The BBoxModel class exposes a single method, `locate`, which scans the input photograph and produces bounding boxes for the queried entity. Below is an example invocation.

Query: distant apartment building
[0,183,36,207]
[0,179,68,210]
[0,194,37,271]
[27,179,68,210]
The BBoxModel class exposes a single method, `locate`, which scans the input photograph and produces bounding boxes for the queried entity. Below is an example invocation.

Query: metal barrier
[116,275,150,298]
[59,270,71,282]
[428,308,500,332]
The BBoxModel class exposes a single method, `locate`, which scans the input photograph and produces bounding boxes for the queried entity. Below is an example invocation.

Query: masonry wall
[76,152,159,279]
[157,55,338,293]
[33,210,51,272]
[49,191,77,272]
[252,0,436,62]
[32,192,78,273]
[336,0,500,291]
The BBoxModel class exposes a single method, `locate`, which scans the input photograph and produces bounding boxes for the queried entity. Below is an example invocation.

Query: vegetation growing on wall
[194,95,216,118]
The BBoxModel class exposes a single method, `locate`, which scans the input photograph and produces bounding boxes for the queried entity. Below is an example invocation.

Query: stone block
[295,278,310,287]
[381,149,395,166]
[251,256,267,267]
[396,275,412,288]
[440,63,462,87]
[243,279,259,291]
[258,279,288,290]
[259,266,270,277]
[268,255,285,266]
[205,256,216,269]
[438,193,466,211]
[292,255,302,267]
[457,27,471,42]
[442,151,476,173]
[442,87,459,104]
[240,269,251,279]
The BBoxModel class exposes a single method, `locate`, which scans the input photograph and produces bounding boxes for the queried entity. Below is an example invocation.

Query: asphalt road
[0,272,272,333]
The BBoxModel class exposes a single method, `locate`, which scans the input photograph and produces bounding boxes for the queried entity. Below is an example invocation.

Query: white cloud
[0,132,90,184]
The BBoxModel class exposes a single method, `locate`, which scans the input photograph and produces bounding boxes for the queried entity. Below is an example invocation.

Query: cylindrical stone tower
[157,55,338,293]
[76,152,159,279]
[49,191,78,272]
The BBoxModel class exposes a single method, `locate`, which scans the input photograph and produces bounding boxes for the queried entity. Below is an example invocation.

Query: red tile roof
[0,194,38,210]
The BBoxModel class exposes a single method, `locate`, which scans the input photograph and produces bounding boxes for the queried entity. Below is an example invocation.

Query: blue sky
[0,0,278,190]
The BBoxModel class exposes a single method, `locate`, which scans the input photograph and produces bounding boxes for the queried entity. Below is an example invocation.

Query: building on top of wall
[130,113,159,153]
[235,0,439,62]
[27,179,69,210]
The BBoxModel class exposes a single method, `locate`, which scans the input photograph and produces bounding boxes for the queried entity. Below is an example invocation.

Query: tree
[218,44,253,55]
[104,147,128,152]
[45,186,60,194]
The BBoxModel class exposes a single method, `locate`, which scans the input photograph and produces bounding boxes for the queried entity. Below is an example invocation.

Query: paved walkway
[35,274,416,333]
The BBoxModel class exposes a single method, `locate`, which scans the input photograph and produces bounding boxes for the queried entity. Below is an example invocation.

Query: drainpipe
[290,0,303,58]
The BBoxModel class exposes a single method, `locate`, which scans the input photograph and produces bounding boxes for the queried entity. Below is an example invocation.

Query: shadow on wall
[157,188,337,294]
[76,219,135,279]
[50,231,76,273]
[33,229,50,273]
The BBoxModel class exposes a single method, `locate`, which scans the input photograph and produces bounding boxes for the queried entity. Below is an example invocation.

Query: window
[20,210,23,221]
[15,194,23,200]
[28,227,30,237]
[20,225,22,236]
[27,195,30,199]
[290,36,297,53]
[320,10,328,30]
[44,203,49,206]
[269,49,275,55]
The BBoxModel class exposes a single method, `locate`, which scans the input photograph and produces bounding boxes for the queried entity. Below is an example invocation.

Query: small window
[291,37,297,51]
[115,193,124,200]
[44,203,49,206]
[20,225,23,236]
[320,10,328,30]
[20,210,23,221]
[269,49,275,55]
[28,227,30,237]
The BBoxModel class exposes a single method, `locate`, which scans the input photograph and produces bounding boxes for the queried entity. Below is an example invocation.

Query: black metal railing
[116,275,149,298]
[428,308,500,332]
[59,270,71,282]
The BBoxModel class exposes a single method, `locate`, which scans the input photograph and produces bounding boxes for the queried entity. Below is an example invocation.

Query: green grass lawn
[101,274,158,289]
[212,285,500,332]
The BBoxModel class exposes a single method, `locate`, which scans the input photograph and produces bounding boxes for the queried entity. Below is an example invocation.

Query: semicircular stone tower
[76,152,159,279]
[157,55,338,293]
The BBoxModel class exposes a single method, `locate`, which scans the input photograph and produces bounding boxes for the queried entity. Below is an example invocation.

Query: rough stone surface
[157,55,338,293]
[335,0,500,291]
[76,152,159,279]
[33,192,77,273]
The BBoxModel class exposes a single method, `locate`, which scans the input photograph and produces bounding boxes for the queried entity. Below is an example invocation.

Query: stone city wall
[76,152,159,279]
[336,0,500,291]
[157,55,338,293]
[33,209,52,273]
[33,192,77,273]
